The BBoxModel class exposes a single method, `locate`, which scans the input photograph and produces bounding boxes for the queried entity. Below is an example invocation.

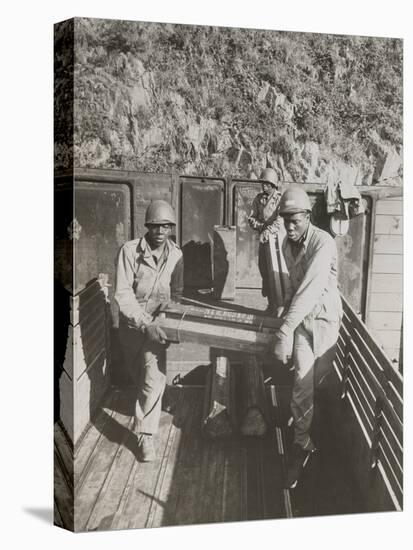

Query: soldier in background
[248,167,284,313]
[271,186,342,489]
[115,200,183,462]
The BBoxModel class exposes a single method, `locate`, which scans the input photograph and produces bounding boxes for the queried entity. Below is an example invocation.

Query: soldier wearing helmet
[247,167,285,313]
[271,185,342,489]
[115,199,183,462]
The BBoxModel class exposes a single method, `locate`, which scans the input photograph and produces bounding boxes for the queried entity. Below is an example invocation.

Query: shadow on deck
[55,382,366,532]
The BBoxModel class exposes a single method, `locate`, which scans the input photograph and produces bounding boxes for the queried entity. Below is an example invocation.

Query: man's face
[283,212,310,242]
[262,182,275,194]
[146,223,173,248]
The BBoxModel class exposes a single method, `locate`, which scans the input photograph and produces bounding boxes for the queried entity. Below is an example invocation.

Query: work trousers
[291,317,340,451]
[119,326,166,435]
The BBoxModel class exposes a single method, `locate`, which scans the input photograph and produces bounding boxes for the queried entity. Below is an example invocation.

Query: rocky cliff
[55,18,402,186]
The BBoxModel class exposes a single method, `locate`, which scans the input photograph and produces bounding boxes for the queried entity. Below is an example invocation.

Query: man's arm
[262,189,279,221]
[280,236,336,334]
[248,196,264,231]
[170,256,184,302]
[115,244,151,328]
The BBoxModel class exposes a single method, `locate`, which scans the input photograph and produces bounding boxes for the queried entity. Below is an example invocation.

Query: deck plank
[261,389,287,519]
[172,390,221,527]
[85,422,136,531]
[112,388,187,530]
[71,382,371,530]
[245,437,263,520]
[144,390,187,528]
[54,422,74,487]
[146,388,199,527]
[74,393,135,531]
[199,437,225,525]
[168,390,207,526]
[74,391,118,488]
[220,437,244,523]
[54,448,74,530]
[54,497,63,528]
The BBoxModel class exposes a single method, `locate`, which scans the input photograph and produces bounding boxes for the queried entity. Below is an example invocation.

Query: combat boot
[284,443,316,489]
[137,434,157,462]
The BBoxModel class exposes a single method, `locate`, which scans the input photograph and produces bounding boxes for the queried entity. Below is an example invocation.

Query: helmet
[278,185,312,216]
[145,200,176,225]
[260,167,278,187]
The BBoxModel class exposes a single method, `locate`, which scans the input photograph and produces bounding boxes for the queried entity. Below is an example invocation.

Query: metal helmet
[278,185,312,216]
[144,200,176,225]
[260,167,278,187]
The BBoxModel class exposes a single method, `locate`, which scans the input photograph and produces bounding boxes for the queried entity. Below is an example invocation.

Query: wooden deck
[55,381,365,532]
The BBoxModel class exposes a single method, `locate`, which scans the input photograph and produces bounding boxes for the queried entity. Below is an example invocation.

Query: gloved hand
[144,322,168,345]
[271,327,293,364]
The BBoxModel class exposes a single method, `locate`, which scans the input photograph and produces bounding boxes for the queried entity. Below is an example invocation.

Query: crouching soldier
[271,186,342,489]
[115,200,183,462]
[248,167,284,313]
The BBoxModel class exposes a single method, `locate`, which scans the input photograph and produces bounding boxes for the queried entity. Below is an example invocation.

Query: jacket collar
[138,235,171,270]
[295,222,313,251]
[284,222,314,265]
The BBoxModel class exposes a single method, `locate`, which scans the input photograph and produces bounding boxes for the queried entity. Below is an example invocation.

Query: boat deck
[54,382,365,532]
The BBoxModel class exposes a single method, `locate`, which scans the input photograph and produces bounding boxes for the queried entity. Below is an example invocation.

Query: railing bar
[379,427,403,475]
[388,380,402,403]
[333,357,343,376]
[346,391,372,446]
[336,340,346,361]
[381,414,403,454]
[333,360,343,381]
[347,362,375,419]
[348,346,379,403]
[381,403,403,441]
[347,330,387,397]
[377,462,402,512]
[342,297,403,393]
[378,444,403,497]
[346,379,374,433]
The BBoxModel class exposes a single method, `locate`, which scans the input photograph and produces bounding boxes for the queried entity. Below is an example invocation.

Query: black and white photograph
[53,16,403,532]
[2,2,410,548]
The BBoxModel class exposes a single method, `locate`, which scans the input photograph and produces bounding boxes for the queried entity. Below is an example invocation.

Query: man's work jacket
[280,223,342,345]
[248,189,283,233]
[115,235,183,329]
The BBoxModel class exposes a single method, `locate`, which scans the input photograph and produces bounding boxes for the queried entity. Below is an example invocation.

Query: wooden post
[202,356,236,438]
[239,356,268,437]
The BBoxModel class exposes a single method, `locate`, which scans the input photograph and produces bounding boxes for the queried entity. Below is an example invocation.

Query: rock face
[55,18,403,186]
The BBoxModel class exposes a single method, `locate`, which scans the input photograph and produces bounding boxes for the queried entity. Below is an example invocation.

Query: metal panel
[334,201,370,314]
[232,181,261,288]
[180,177,225,290]
[213,225,236,300]
[74,181,131,295]
[230,180,372,315]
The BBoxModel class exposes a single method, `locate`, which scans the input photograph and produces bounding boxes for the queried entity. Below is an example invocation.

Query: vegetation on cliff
[57,18,403,184]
